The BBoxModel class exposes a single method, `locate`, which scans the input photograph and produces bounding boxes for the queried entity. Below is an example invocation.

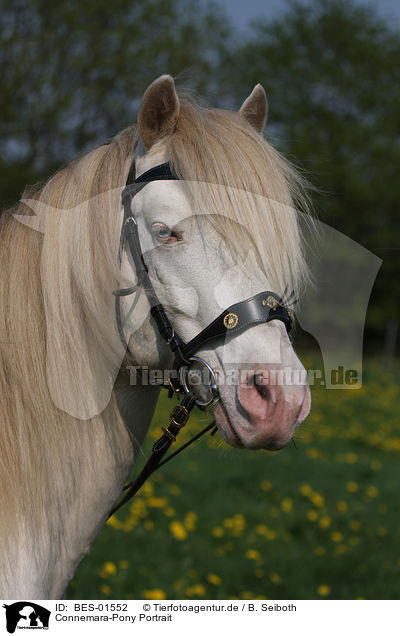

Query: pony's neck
[1,374,159,599]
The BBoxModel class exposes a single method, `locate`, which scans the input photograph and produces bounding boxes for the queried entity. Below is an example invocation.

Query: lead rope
[106,392,217,520]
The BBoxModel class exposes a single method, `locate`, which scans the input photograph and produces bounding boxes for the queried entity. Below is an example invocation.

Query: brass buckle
[169,405,189,428]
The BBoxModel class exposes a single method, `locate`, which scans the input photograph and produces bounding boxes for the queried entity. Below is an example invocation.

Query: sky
[214,0,400,30]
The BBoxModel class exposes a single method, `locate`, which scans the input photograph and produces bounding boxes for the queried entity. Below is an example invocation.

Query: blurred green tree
[0,0,229,206]
[222,0,399,347]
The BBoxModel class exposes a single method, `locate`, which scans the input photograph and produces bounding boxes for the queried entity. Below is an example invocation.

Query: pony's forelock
[166,95,314,301]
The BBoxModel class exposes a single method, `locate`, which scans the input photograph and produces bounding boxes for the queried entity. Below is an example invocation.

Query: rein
[107,162,293,519]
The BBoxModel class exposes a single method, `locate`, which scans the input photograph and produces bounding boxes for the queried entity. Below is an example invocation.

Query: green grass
[67,359,400,600]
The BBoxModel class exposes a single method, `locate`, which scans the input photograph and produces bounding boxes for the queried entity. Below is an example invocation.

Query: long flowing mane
[0,126,139,593]
[0,92,311,594]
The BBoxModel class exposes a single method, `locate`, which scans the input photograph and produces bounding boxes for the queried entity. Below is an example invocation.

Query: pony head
[120,75,312,449]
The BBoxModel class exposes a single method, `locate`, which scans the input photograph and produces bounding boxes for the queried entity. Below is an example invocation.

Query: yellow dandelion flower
[319,515,332,529]
[186,584,205,596]
[346,481,358,493]
[164,507,175,517]
[246,549,262,561]
[345,452,358,464]
[143,589,166,600]
[349,520,361,531]
[224,514,246,537]
[370,460,381,471]
[168,484,181,495]
[376,526,387,537]
[184,512,197,531]
[365,485,379,499]
[100,584,111,595]
[106,516,123,529]
[307,510,318,521]
[336,500,348,513]
[331,531,343,543]
[207,573,222,585]
[281,497,293,512]
[261,480,272,491]
[311,493,324,507]
[147,497,168,508]
[122,520,137,532]
[265,529,277,540]
[169,520,188,541]
[269,572,281,584]
[141,482,154,497]
[307,447,320,459]
[118,560,129,569]
[101,561,117,578]
[173,580,184,591]
[144,520,154,531]
[300,483,313,496]
[317,585,330,596]
[256,524,268,536]
[212,526,224,537]
[241,591,254,599]
[336,544,347,554]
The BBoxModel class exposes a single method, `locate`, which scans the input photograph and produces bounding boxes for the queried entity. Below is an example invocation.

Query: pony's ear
[239,84,268,134]
[138,75,180,150]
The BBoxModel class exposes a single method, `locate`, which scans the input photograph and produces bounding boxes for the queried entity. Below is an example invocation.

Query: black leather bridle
[107,161,293,518]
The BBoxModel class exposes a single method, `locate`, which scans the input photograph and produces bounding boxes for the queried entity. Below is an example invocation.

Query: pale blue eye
[152,223,172,241]
[158,225,171,238]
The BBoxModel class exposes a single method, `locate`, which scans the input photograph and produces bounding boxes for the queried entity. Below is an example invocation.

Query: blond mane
[167,96,312,299]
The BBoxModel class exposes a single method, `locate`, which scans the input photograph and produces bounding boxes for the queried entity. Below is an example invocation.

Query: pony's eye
[151,222,182,244]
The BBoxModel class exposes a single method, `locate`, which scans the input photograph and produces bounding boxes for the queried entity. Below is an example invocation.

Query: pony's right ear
[138,75,180,150]
[239,84,268,134]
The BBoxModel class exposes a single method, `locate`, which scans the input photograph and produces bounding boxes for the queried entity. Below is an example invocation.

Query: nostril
[238,371,272,424]
[254,372,270,401]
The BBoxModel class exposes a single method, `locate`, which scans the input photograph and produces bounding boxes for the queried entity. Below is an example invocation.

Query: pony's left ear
[138,75,180,150]
[239,84,268,133]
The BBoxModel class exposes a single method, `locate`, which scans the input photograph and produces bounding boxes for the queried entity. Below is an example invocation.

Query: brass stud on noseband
[262,295,279,310]
[223,312,239,329]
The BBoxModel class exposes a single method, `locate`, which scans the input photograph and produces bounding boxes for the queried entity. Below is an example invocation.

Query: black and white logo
[3,602,50,633]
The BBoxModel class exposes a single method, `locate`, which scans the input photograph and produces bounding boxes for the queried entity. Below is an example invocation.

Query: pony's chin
[214,403,244,448]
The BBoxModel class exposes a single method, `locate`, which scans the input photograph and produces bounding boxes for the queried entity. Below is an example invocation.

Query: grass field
[67,360,400,600]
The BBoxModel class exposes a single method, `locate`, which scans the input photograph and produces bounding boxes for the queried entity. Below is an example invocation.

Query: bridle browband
[107,161,293,519]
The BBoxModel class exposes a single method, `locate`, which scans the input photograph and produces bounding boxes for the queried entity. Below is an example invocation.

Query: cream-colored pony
[0,75,311,598]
